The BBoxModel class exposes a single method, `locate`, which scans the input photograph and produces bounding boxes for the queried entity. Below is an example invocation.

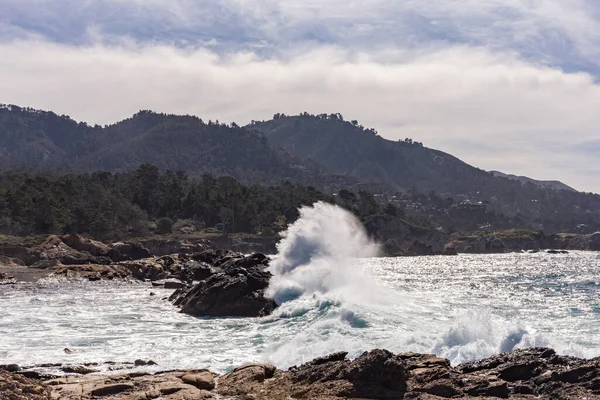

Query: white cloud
[0,39,599,192]
[3,0,600,68]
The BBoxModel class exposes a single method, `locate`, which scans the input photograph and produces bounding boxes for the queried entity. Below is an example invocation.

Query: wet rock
[61,365,98,375]
[151,279,186,289]
[134,359,157,366]
[171,253,277,317]
[0,364,21,372]
[546,249,569,254]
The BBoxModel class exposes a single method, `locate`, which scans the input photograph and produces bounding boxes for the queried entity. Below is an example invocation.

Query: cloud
[0,39,599,192]
[3,0,600,69]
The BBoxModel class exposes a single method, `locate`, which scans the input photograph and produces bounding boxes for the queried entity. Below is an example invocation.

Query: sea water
[1,203,599,373]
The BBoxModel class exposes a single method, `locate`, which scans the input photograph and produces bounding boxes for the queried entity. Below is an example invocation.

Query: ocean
[1,203,599,374]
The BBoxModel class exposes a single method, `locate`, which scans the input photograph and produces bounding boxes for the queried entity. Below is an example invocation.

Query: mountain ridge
[1,104,600,234]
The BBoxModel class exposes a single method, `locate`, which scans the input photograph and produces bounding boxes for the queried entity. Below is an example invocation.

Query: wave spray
[266,201,380,305]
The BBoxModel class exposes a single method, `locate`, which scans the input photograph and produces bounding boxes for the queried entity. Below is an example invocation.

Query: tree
[155,217,174,235]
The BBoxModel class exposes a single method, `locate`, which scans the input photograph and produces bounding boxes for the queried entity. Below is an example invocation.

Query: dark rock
[442,246,458,256]
[546,249,569,254]
[497,361,543,381]
[345,349,406,390]
[61,365,97,374]
[171,253,277,317]
[151,279,185,288]
[134,359,157,366]
[110,242,153,260]
[0,364,20,372]
[0,246,38,265]
[554,364,597,383]
[300,351,348,367]
[139,238,210,256]
[288,349,407,399]
[464,378,509,398]
[90,383,135,397]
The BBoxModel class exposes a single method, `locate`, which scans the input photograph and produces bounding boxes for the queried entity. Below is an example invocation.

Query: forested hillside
[252,113,600,233]
[0,105,355,187]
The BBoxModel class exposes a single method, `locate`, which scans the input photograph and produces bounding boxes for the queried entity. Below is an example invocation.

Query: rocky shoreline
[2,347,600,399]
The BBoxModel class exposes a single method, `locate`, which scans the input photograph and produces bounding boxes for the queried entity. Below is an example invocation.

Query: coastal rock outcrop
[137,238,210,256]
[363,214,446,256]
[5,347,600,399]
[170,251,277,317]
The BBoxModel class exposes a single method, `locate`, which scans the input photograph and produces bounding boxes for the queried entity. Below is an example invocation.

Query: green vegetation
[0,165,413,241]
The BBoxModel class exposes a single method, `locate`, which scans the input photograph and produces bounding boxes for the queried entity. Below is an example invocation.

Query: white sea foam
[267,202,381,305]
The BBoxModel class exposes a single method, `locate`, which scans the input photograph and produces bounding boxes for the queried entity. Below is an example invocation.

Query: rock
[110,242,153,260]
[0,256,25,267]
[6,347,598,399]
[363,214,446,256]
[497,361,543,381]
[0,364,21,372]
[442,246,458,256]
[181,371,215,390]
[0,246,38,265]
[90,382,135,396]
[29,259,60,269]
[344,349,407,392]
[61,365,97,374]
[0,370,51,400]
[546,249,569,254]
[134,359,157,366]
[139,238,210,256]
[61,234,124,262]
[171,253,277,317]
[151,279,186,289]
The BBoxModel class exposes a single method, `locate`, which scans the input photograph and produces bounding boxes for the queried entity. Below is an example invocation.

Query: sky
[1,0,600,192]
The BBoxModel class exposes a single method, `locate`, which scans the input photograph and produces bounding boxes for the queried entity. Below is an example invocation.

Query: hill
[489,171,576,192]
[0,105,354,187]
[251,113,600,233]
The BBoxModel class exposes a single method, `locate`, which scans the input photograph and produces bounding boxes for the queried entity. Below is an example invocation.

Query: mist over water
[1,202,600,373]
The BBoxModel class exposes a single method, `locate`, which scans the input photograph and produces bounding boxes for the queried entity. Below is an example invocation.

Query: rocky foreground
[2,347,600,399]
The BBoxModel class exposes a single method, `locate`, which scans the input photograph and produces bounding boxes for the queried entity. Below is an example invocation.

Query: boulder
[170,253,277,317]
[61,234,124,261]
[110,242,153,260]
[0,246,38,265]
[181,372,215,390]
